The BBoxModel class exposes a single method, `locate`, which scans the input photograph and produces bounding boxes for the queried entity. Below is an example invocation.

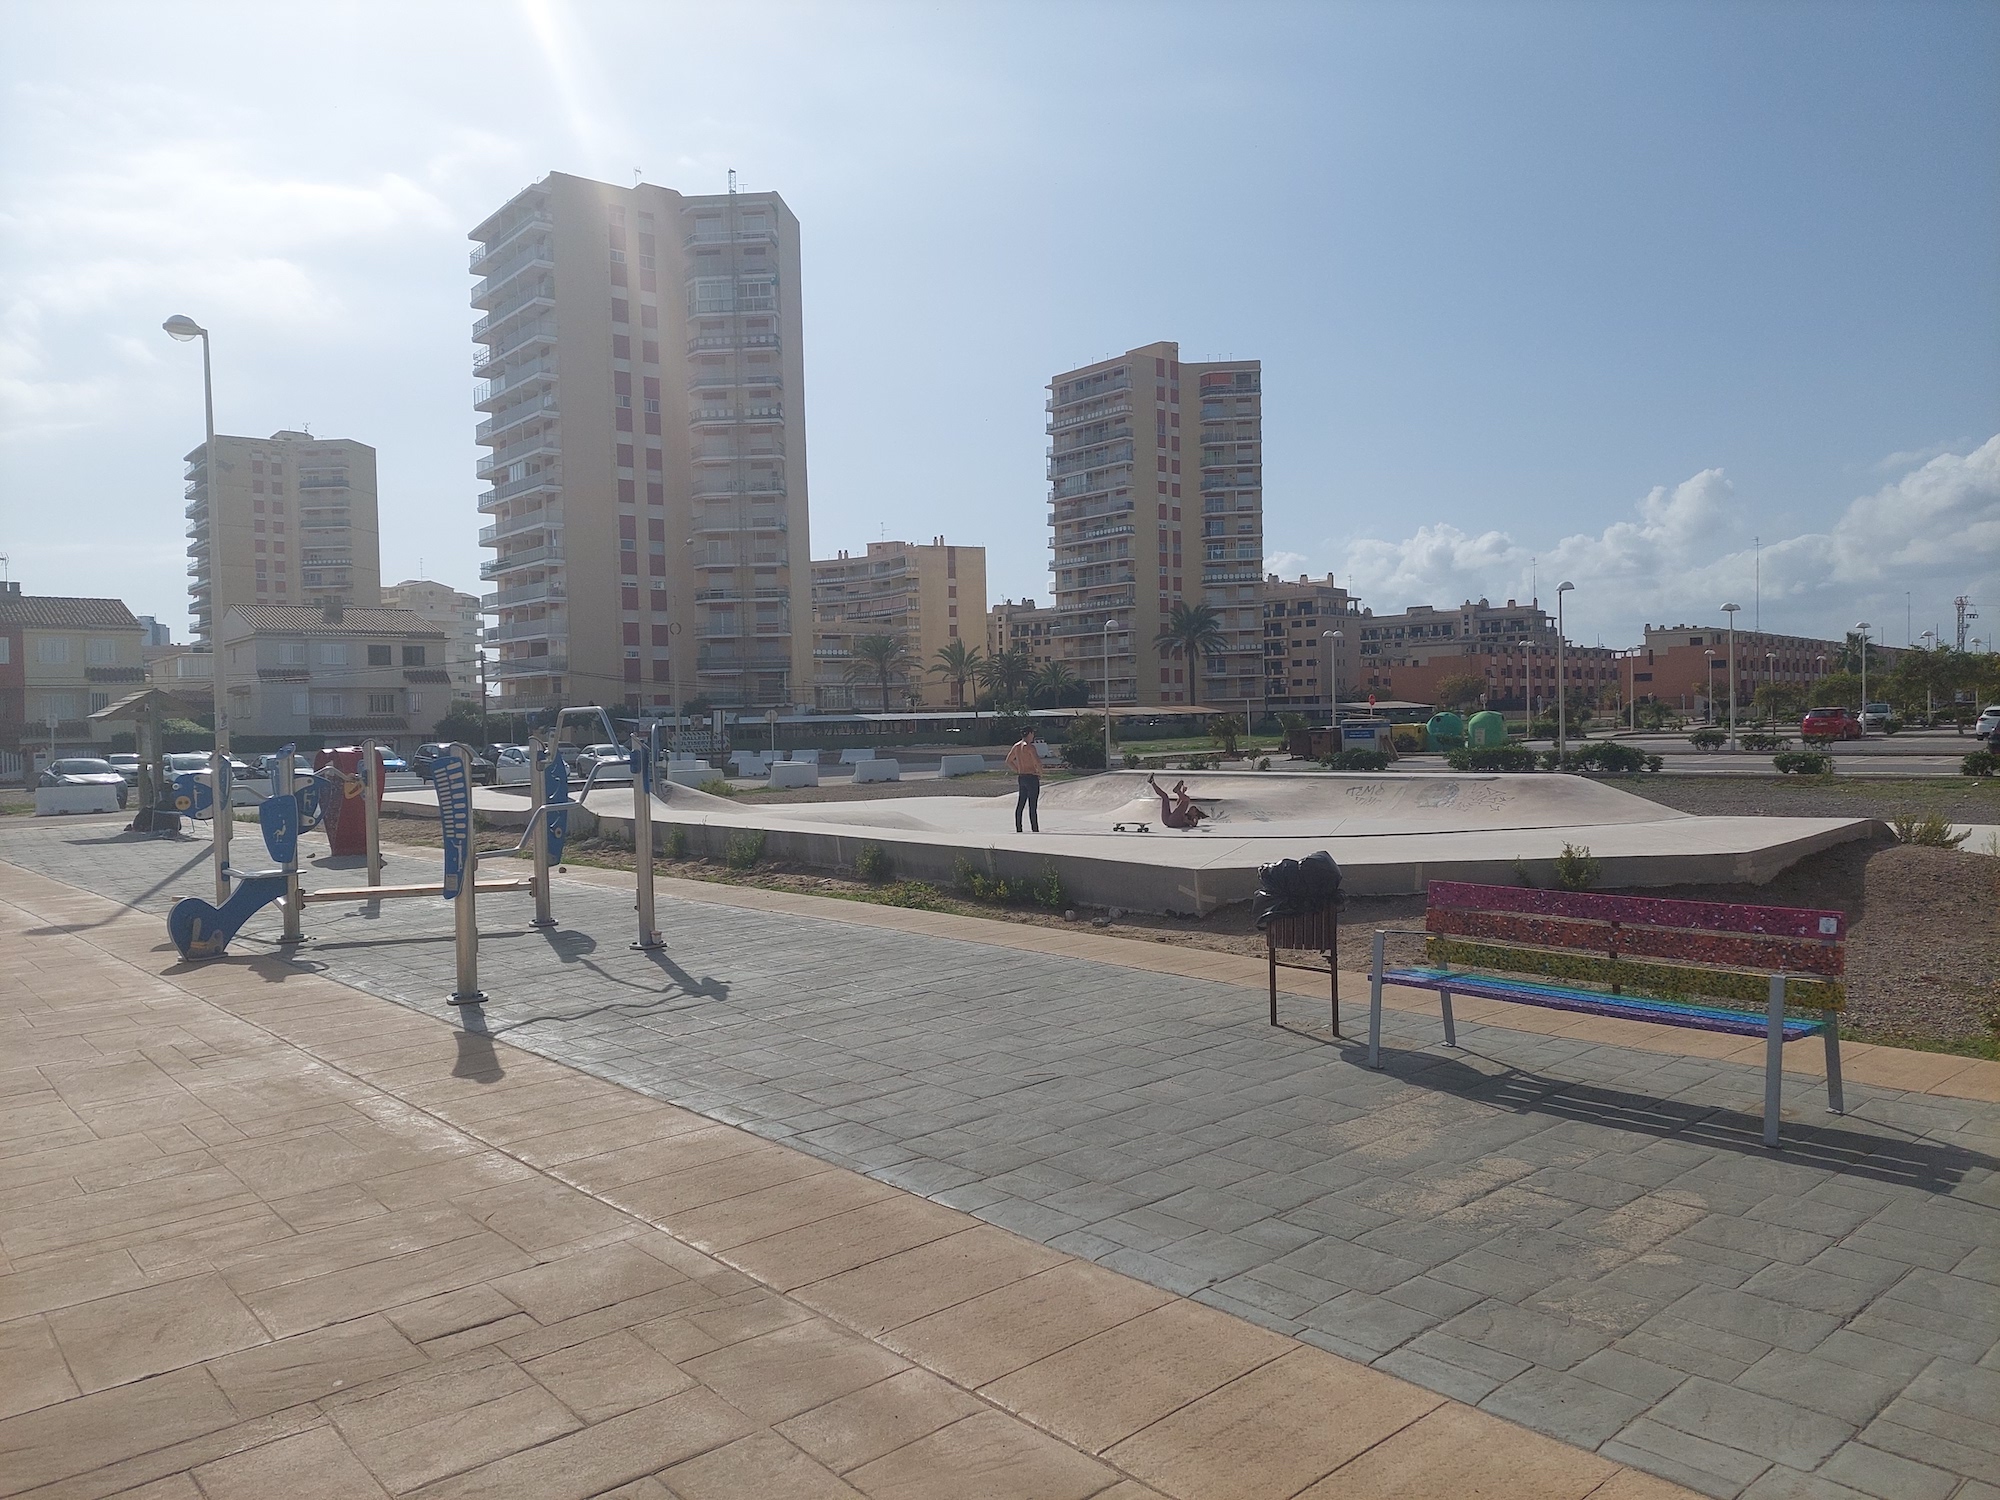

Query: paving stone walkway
[4,818,1997,1500]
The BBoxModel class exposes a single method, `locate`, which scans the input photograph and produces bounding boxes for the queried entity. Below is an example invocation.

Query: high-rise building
[183,429,380,644]
[809,539,986,710]
[470,172,813,715]
[380,579,482,702]
[987,598,1061,674]
[1045,342,1263,711]
[1261,575,1359,715]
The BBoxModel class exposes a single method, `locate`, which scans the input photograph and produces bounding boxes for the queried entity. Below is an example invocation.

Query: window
[367,644,392,666]
[86,637,117,665]
[644,398,660,414]
[275,640,304,665]
[402,645,426,666]
[291,691,310,716]
[35,636,70,665]
[0,637,8,664]
[319,643,349,667]
[89,692,109,712]
[311,690,343,716]
[367,692,397,715]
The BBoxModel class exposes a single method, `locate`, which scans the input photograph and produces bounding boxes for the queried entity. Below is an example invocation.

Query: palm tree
[974,647,1034,707]
[929,639,983,709]
[845,634,914,713]
[1153,602,1226,700]
[1030,660,1082,708]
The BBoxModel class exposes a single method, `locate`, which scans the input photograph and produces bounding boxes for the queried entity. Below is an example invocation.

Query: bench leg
[1329,956,1341,1038]
[1763,974,1786,1148]
[1268,938,1278,1027]
[1440,988,1457,1048]
[1367,930,1386,1068]
[1823,1012,1845,1115]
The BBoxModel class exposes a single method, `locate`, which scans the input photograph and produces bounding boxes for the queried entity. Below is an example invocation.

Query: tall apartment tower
[1046,342,1263,711]
[183,430,380,644]
[470,172,813,714]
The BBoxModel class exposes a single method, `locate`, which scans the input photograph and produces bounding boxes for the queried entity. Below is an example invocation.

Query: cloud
[1331,438,2000,642]
[1263,549,1310,577]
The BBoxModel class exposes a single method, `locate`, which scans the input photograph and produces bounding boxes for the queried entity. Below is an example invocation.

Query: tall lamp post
[1322,629,1342,735]
[1854,622,1871,732]
[1555,582,1574,755]
[1765,651,1776,723]
[1102,618,1115,768]
[1720,603,1741,747]
[164,314,231,903]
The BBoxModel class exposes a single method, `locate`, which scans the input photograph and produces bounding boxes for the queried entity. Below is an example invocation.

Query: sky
[2,0,1997,652]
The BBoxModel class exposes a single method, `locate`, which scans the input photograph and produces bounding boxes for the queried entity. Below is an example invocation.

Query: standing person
[1005,727,1044,833]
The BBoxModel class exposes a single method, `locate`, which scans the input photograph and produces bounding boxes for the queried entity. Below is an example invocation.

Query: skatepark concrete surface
[386,770,1882,914]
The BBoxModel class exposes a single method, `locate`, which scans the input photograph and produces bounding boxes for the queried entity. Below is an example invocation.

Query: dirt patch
[1605,773,2000,825]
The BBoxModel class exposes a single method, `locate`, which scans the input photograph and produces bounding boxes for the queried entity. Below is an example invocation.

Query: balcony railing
[469,210,553,271]
[491,655,566,678]
[483,578,567,610]
[475,355,559,408]
[476,394,558,446]
[477,506,562,546]
[474,318,556,371]
[471,286,554,341]
[484,619,564,644]
[480,544,561,579]
[476,434,560,481]
[683,224,778,248]
[1047,400,1131,434]
[478,467,561,511]
[470,244,555,308]
[686,333,780,354]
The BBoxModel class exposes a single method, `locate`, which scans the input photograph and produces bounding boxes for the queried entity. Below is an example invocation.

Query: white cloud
[1263,549,1310,577]
[1331,438,2000,643]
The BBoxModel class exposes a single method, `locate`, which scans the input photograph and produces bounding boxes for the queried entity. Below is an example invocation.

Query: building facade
[1260,575,1359,715]
[1045,342,1263,712]
[1345,597,1626,713]
[380,579,482,702]
[987,598,1062,674]
[1635,624,1894,715]
[183,429,380,644]
[0,584,147,754]
[471,172,813,716]
[809,539,986,709]
[217,604,448,747]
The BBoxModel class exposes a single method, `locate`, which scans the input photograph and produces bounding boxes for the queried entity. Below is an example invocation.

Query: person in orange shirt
[1003,729,1044,832]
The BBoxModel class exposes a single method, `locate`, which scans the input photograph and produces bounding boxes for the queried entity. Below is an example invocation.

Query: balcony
[183,500,207,522]
[1051,373,1132,409]
[690,516,785,537]
[683,223,778,249]
[477,506,562,546]
[686,332,780,355]
[694,623,741,639]
[691,477,786,499]
[476,394,558,446]
[484,578,567,610]
[469,210,553,272]
[471,286,555,341]
[480,544,561,579]
[1047,400,1131,434]
[491,655,566,679]
[476,434,560,481]
[470,245,555,309]
[478,467,561,511]
[474,319,556,375]
[475,355,559,409]
[484,619,564,644]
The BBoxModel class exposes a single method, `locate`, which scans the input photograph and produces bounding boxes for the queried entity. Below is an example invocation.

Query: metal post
[362,738,382,891]
[1823,1009,1844,1115]
[631,730,663,950]
[197,331,233,904]
[1367,929,1387,1068]
[1763,973,1786,1148]
[278,754,303,945]
[447,744,484,1005]
[529,732,555,929]
[210,748,231,902]
[1103,619,1114,767]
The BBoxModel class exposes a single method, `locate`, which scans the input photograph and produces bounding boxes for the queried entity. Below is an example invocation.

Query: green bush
[1645,753,1664,772]
[856,841,892,882]
[1687,728,1728,750]
[697,776,737,797]
[1063,715,1108,769]
[1892,814,1969,849]
[665,825,690,859]
[871,880,953,911]
[1774,750,1834,775]
[724,830,766,869]
[1884,718,1904,735]
[1738,732,1790,753]
[1031,864,1068,910]
[1527,719,1559,739]
[1554,842,1602,891]
[1563,741,1649,773]
[1963,751,1998,778]
[1321,748,1392,771]
[1444,744,1538,772]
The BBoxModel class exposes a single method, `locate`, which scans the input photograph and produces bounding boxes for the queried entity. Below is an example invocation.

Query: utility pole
[478,651,489,744]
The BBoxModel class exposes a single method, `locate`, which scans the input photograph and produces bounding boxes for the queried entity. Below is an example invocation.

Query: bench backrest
[1423,881,1845,1009]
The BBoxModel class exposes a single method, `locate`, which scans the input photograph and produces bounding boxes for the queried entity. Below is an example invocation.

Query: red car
[1800,706,1863,741]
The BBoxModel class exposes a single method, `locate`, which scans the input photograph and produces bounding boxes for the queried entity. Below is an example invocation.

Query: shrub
[1527,719,1559,740]
[1801,731,1837,749]
[1774,750,1834,775]
[1390,724,1427,753]
[1963,751,1998,778]
[1063,715,1108,769]
[1645,754,1664,773]
[723,830,766,869]
[1444,744,1538,772]
[953,855,1012,902]
[665,825,690,859]
[1883,717,1904,736]
[1738,732,1790,753]
[1564,741,1649,773]
[872,879,953,911]
[1184,753,1214,771]
[1122,752,1143,770]
[1031,864,1068,910]
[1321,748,1391,771]
[1687,728,1728,750]
[1256,756,1272,771]
[856,841,892,882]
[1554,842,1602,891]
[1892,814,1969,849]
[697,776,737,797]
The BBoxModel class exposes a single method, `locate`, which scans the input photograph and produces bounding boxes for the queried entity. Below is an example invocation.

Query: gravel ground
[1605,771,2000,824]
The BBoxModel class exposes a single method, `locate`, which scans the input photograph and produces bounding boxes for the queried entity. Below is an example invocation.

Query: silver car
[40,757,128,809]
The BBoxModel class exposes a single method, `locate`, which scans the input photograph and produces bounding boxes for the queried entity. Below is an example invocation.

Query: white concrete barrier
[768,761,819,788]
[790,748,822,764]
[852,759,900,783]
[838,748,876,764]
[35,785,122,815]
[667,763,719,788]
[938,754,987,778]
[728,751,768,776]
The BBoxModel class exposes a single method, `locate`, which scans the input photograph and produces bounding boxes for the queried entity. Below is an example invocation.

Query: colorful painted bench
[1367,881,1846,1147]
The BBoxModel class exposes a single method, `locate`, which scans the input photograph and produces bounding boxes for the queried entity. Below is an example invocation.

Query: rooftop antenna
[1531,556,1538,609]
[1753,536,1760,631]
[633,167,642,186]
[727,168,738,194]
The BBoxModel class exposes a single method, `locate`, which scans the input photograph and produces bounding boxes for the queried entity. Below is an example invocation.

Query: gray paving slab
[5,817,1998,1500]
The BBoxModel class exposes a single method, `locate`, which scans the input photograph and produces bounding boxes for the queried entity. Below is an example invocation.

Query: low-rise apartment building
[1349,598,1620,713]
[987,598,1062,673]
[217,604,447,748]
[380,579,482,702]
[0,584,147,755]
[1261,575,1359,716]
[809,539,986,709]
[1633,624,1903,714]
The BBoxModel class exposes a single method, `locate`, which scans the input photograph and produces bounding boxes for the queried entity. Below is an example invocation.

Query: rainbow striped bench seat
[1368,881,1847,1147]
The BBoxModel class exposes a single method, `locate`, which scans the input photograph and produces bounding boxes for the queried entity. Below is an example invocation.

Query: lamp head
[162,315,205,342]
[1557,581,1574,593]
[1855,621,1869,631]
[1721,602,1740,615]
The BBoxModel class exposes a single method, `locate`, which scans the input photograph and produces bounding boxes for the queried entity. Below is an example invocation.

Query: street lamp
[1703,649,1715,721]
[1555,583,1575,755]
[1720,603,1741,747]
[164,313,230,903]
[1102,618,1115,768]
[1854,622,1871,732]
[1323,629,1342,734]
[1765,651,1776,723]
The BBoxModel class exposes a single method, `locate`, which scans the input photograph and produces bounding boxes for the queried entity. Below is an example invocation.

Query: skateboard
[1111,821,1151,833]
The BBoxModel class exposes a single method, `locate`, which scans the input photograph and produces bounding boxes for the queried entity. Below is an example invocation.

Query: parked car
[106,753,141,787]
[410,743,452,780]
[378,753,409,775]
[161,752,261,805]
[1975,705,2000,740]
[39,757,129,808]
[1859,702,1892,732]
[1800,707,1863,741]
[486,744,533,786]
[575,744,633,782]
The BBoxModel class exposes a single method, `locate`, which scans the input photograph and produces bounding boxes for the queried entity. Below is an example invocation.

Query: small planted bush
[697,777,737,798]
[665,825,690,859]
[1738,732,1790,753]
[1444,744,1538,772]
[724,830,766,869]
[1031,864,1068,911]
[1773,750,1834,776]
[1963,751,1998,778]
[1554,842,1602,891]
[1892,814,1969,849]
[1562,742,1650,773]
[1321,748,1392,771]
[1687,728,1728,750]
[855,841,892,883]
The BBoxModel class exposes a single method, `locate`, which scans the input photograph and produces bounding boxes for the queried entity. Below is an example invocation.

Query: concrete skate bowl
[581,770,1883,917]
